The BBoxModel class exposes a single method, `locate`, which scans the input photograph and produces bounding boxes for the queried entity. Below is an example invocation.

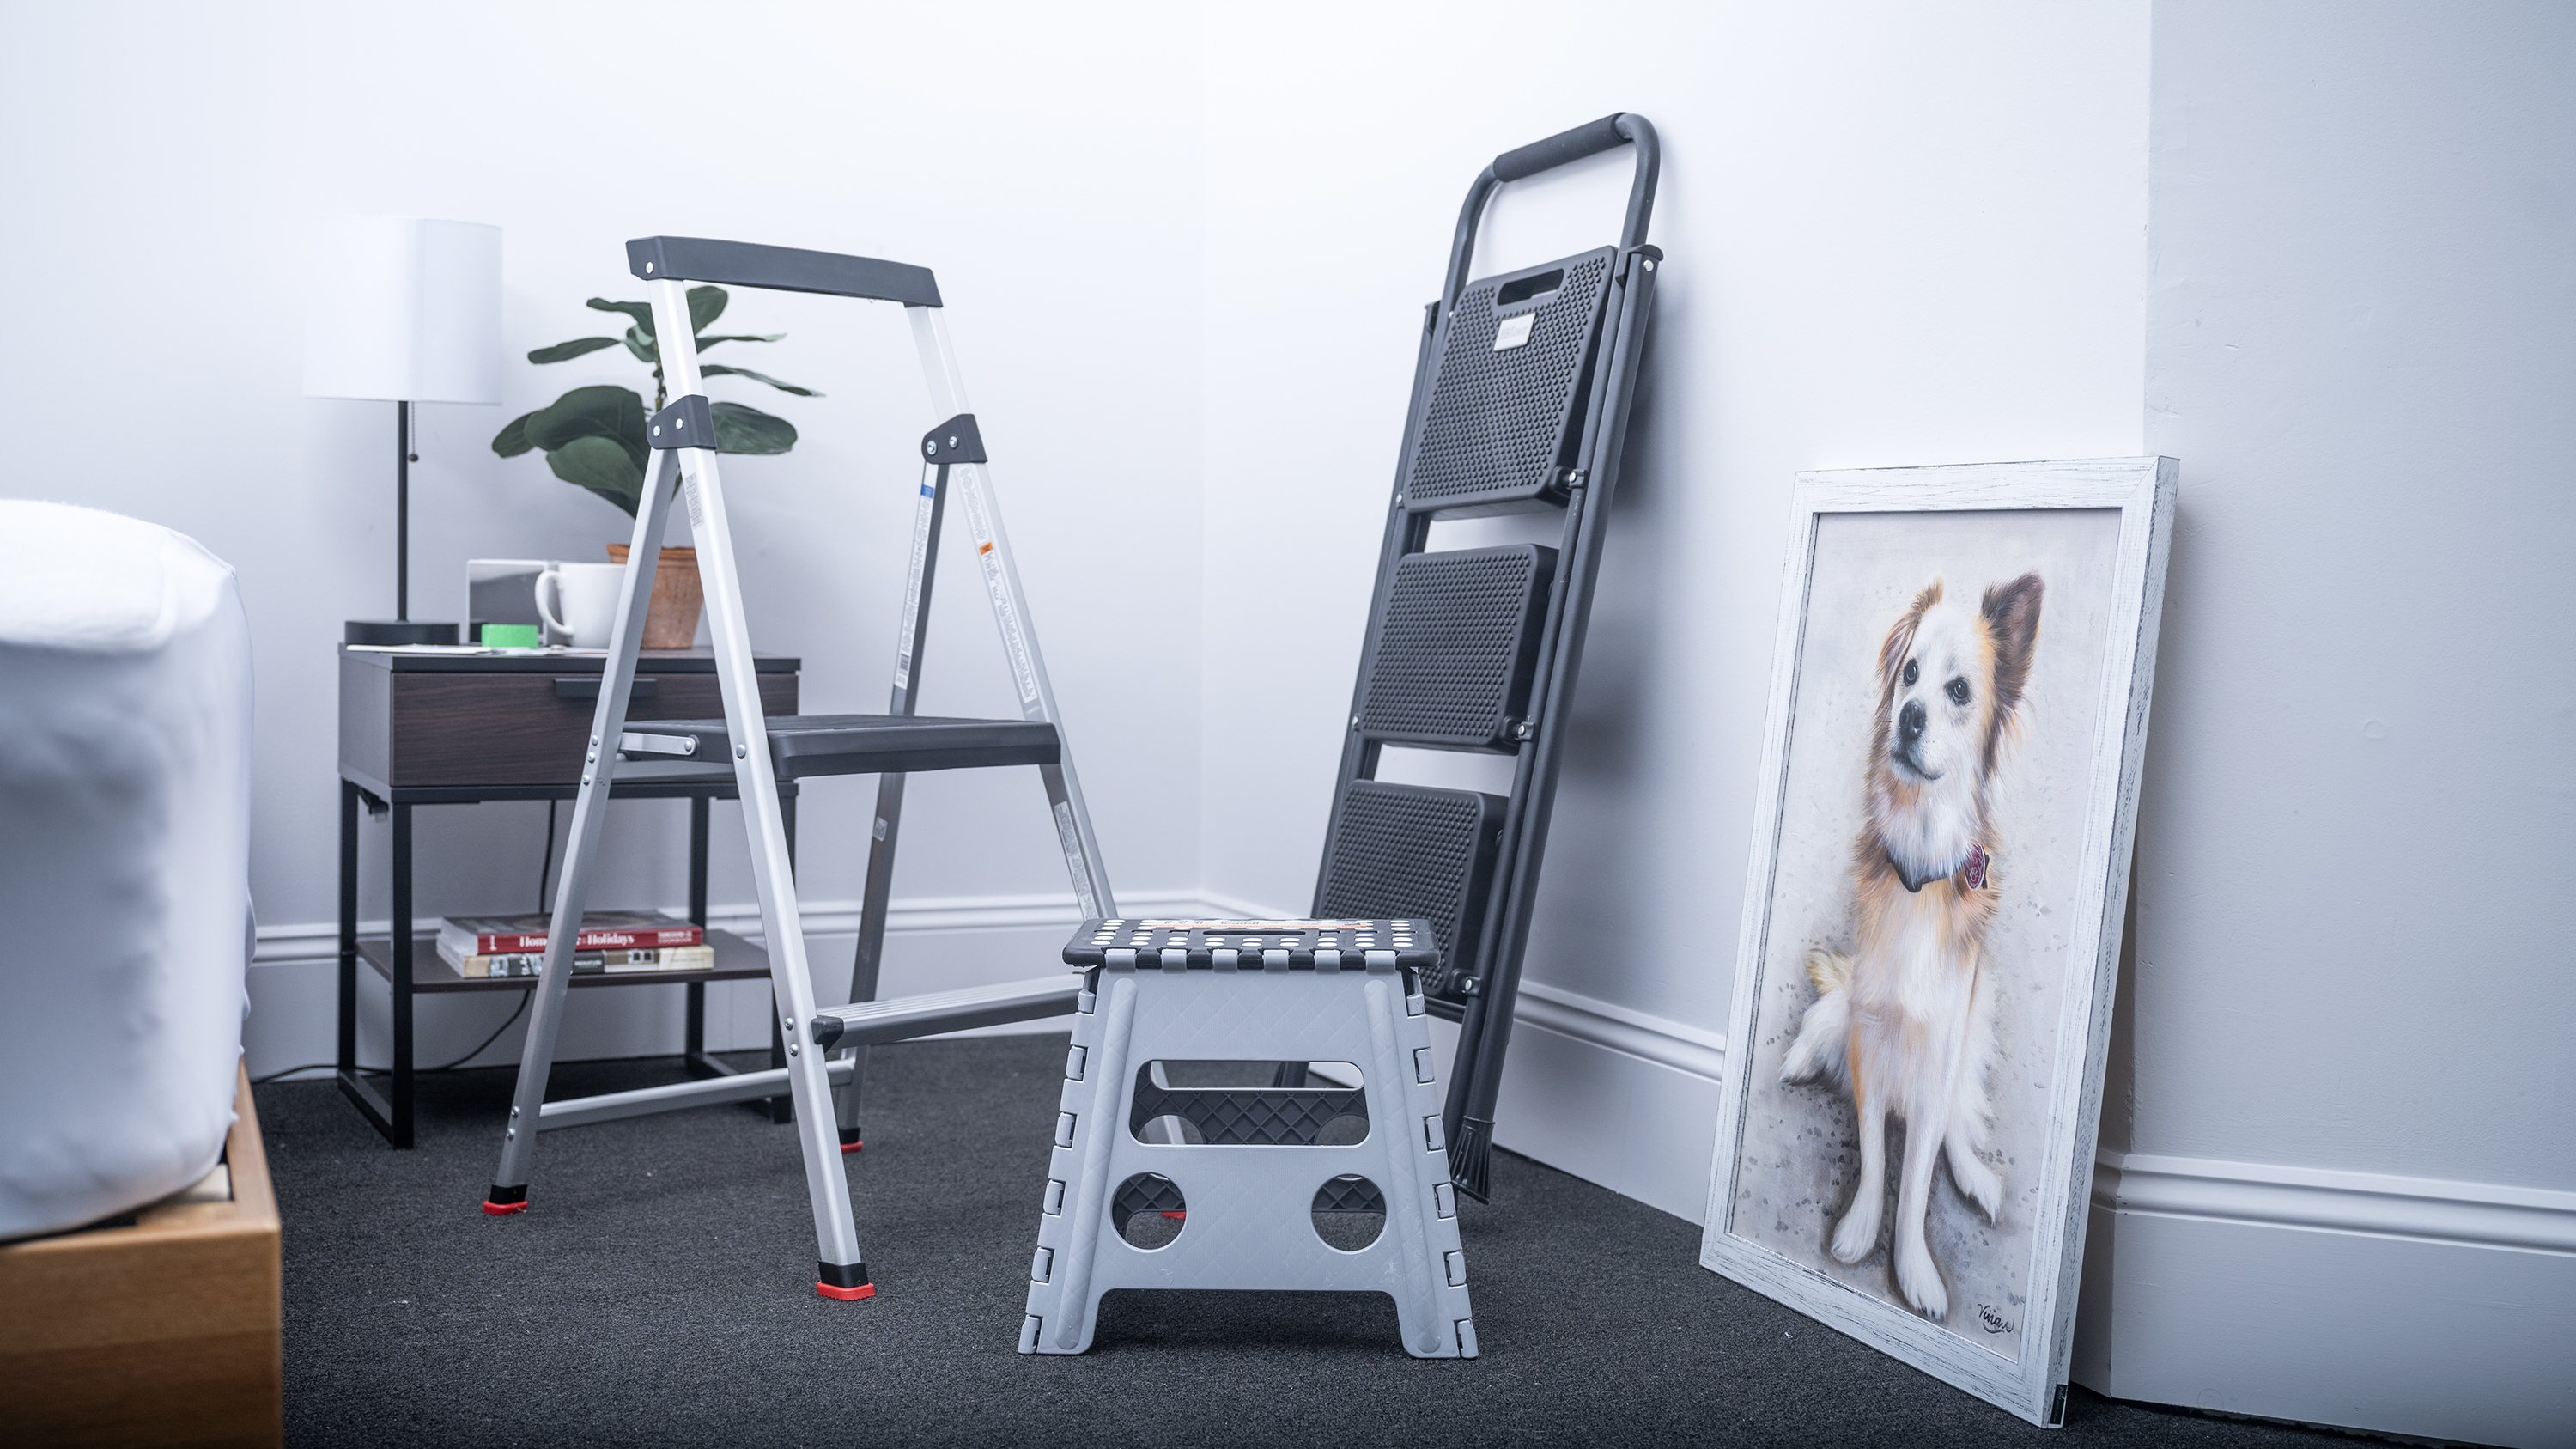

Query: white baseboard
[2077,1162,2576,1447]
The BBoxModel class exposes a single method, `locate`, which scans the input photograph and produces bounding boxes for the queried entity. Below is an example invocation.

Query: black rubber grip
[1492,114,1629,182]
[625,236,942,307]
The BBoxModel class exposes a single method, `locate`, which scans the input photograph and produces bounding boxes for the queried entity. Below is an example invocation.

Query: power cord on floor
[251,994,531,1085]
[254,800,559,1086]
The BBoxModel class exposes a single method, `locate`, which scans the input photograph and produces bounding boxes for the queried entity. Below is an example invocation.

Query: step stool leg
[486,452,678,1215]
[1023,969,1128,1354]
[1366,966,1476,1358]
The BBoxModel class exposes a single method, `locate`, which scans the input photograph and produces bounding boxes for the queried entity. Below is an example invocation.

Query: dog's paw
[1829,1201,1880,1264]
[1947,1142,2005,1221]
[1894,1241,1949,1320]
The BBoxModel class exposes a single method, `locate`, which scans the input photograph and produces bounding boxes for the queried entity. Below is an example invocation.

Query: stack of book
[436,910,712,979]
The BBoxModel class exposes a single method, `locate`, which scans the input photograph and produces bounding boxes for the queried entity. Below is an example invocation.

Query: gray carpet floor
[255,1035,2364,1448]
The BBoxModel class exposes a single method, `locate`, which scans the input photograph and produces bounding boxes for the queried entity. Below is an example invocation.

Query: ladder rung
[636,715,1058,779]
[536,1056,854,1132]
[810,974,1081,1050]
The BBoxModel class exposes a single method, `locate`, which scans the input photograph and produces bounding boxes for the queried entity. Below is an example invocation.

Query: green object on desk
[479,624,542,648]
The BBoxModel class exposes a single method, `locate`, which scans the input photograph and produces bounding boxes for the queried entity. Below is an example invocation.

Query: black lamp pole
[397,399,410,622]
[343,399,456,645]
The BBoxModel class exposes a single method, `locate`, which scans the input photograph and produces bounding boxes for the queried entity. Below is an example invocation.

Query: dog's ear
[1980,573,2044,712]
[1879,578,1945,689]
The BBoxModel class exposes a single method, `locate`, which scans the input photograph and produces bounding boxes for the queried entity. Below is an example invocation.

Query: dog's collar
[1889,843,1989,894]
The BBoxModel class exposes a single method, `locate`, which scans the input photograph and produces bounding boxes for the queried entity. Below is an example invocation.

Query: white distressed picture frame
[1698,457,2176,1427]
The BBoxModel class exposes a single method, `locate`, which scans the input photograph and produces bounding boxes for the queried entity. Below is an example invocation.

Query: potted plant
[490,286,816,648]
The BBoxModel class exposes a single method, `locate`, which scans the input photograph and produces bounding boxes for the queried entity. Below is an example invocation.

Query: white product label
[1492,314,1535,350]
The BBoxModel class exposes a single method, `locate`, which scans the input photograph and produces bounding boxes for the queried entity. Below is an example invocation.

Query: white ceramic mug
[533,562,625,648]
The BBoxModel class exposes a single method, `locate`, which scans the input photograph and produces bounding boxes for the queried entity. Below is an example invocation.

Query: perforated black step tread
[635,715,1058,779]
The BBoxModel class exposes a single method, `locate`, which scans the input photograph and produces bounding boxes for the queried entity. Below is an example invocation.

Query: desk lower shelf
[355,929,770,993]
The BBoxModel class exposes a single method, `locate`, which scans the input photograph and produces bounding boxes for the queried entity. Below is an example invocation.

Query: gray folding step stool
[480,237,1116,1303]
[1023,919,1475,1358]
[1312,113,1662,1200]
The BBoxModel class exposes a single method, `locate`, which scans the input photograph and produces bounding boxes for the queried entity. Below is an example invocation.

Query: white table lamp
[304,216,501,644]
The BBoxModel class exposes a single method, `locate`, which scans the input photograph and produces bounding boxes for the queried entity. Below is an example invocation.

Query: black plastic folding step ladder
[1311,113,1662,1200]
[480,237,1117,1303]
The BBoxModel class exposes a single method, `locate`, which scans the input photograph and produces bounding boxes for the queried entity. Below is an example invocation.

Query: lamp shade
[302,216,502,404]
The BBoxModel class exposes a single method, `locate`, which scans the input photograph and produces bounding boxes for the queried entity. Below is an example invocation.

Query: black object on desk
[337,646,799,1148]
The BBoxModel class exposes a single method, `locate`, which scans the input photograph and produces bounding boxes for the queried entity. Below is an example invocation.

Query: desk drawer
[357,670,797,787]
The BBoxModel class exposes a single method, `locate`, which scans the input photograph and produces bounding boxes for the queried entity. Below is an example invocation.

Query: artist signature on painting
[1978,1304,2014,1335]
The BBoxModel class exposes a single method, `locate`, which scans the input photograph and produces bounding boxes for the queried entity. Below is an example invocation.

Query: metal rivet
[505,1128,516,1139]
[735,745,748,758]
[589,736,599,747]
[652,424,660,436]
[948,435,957,447]
[1643,258,1656,271]
[787,1043,799,1056]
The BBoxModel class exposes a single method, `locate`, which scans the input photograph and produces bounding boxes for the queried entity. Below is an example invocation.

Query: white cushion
[0,501,253,1239]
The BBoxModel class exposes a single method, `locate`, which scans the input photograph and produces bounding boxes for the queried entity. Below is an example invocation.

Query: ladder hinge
[923,413,987,465]
[647,394,716,450]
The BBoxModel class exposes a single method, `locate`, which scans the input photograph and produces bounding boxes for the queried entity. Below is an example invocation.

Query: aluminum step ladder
[481,237,1115,1304]
[1022,918,1475,1358]
[1310,113,1661,1201]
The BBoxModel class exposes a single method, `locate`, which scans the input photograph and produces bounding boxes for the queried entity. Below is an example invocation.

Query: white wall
[2075,5,2576,1445]
[3,1,1210,1071]
[1198,0,2150,1217]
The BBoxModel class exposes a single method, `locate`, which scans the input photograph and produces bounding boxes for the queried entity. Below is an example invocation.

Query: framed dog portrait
[1699,457,2174,1427]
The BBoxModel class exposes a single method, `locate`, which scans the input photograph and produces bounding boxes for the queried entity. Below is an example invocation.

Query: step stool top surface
[1065,917,1439,971]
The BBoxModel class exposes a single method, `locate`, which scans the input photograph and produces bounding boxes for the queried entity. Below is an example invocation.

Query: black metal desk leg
[685,796,711,1068]
[337,782,358,1081]
[391,802,416,1148]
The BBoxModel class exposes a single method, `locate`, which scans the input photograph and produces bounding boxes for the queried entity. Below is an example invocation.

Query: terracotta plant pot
[605,545,705,649]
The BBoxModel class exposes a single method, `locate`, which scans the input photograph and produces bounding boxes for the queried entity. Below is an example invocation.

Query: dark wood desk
[336,647,799,1148]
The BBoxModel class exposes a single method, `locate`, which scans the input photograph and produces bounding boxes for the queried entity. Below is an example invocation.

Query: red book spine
[472,927,702,953]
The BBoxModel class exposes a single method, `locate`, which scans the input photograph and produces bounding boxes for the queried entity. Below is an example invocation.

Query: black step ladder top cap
[626,236,943,308]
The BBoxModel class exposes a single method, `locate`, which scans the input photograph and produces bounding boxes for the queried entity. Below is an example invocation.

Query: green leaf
[702,363,821,397]
[688,285,726,333]
[711,400,797,455]
[545,435,645,516]
[586,298,655,337]
[526,337,622,364]
[522,385,649,472]
[490,411,537,458]
[621,326,658,365]
[693,332,786,350]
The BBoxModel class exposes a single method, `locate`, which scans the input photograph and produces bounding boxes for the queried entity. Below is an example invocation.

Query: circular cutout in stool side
[1311,1173,1386,1251]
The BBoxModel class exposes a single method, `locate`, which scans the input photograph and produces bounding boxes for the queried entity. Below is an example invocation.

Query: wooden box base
[0,1065,283,1448]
